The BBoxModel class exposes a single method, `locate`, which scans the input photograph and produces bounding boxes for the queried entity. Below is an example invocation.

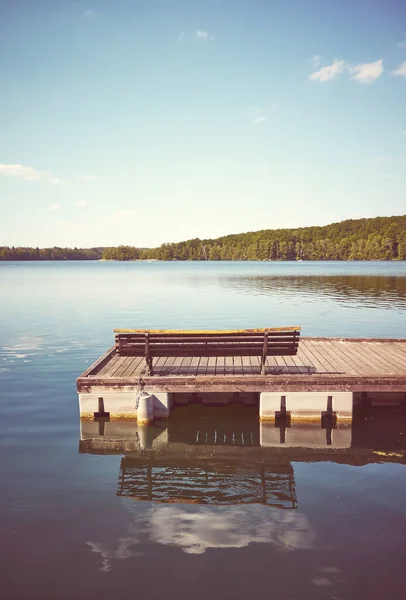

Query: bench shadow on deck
[137,360,321,377]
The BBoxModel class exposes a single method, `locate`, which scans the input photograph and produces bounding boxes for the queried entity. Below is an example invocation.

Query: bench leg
[261,356,266,375]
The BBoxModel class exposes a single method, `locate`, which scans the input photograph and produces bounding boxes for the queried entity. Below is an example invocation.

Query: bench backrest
[114,328,300,358]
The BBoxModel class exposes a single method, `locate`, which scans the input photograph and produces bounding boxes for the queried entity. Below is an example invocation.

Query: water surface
[1,261,406,600]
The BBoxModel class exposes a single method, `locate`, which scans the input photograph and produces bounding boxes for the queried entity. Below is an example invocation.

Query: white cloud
[196,30,212,39]
[47,204,60,210]
[350,59,384,84]
[80,174,97,181]
[0,163,61,184]
[254,116,267,123]
[393,61,406,76]
[312,55,321,68]
[87,502,314,571]
[402,130,406,135]
[76,201,88,207]
[308,59,346,82]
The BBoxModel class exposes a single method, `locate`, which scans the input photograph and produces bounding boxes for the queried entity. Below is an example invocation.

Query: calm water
[1,260,406,600]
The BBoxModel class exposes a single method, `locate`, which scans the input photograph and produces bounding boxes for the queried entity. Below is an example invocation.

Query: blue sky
[1,0,406,248]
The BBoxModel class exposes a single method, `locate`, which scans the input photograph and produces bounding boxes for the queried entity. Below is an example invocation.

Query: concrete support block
[260,392,353,422]
[137,393,155,425]
[152,392,172,419]
[79,392,137,420]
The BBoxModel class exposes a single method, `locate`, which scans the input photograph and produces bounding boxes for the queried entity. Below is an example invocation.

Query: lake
[1,260,406,600]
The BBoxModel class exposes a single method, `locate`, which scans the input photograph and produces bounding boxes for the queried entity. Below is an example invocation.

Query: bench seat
[114,328,301,375]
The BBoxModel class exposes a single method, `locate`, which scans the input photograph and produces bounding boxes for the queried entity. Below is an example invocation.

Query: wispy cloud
[397,40,406,50]
[85,10,94,18]
[0,163,61,184]
[178,30,186,41]
[402,130,406,135]
[80,174,98,181]
[312,55,321,68]
[47,204,60,210]
[350,59,383,84]
[393,61,406,77]
[76,201,88,207]
[308,59,346,82]
[252,104,277,123]
[196,30,212,40]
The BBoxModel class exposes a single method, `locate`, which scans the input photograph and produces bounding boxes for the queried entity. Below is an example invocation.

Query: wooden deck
[77,338,406,393]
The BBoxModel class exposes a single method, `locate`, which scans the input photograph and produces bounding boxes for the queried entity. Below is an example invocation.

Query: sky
[1,0,406,248]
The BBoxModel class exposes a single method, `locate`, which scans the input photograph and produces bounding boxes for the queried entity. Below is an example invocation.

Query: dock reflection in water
[80,403,406,570]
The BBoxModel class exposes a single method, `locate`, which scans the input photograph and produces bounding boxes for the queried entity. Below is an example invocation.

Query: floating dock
[77,337,406,422]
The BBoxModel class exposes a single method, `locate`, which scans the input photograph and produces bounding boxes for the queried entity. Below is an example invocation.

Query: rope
[135,376,146,409]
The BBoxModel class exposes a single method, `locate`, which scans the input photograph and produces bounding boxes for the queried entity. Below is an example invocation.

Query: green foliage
[102,246,140,260]
[137,214,406,261]
[1,214,406,261]
[0,246,103,260]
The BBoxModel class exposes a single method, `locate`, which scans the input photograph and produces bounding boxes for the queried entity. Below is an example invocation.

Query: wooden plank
[179,356,193,375]
[371,343,406,372]
[105,356,124,377]
[164,357,181,375]
[115,327,301,334]
[319,341,358,376]
[242,356,252,375]
[264,355,277,374]
[308,341,340,373]
[391,342,406,359]
[152,356,168,376]
[216,355,225,376]
[351,342,398,375]
[332,342,375,376]
[199,356,209,375]
[82,347,116,377]
[225,356,234,374]
[301,340,334,374]
[341,342,390,375]
[126,357,145,378]
[295,344,317,374]
[234,356,244,375]
[289,352,312,374]
[94,353,120,377]
[281,354,301,374]
[362,342,406,373]
[78,373,406,394]
[187,356,201,376]
[113,356,138,378]
[207,356,217,376]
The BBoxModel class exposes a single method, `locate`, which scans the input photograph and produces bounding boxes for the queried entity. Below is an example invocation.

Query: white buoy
[137,392,154,425]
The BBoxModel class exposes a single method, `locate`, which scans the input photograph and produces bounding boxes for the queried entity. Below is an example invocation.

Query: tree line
[1,214,406,261]
[0,247,103,260]
[103,214,406,261]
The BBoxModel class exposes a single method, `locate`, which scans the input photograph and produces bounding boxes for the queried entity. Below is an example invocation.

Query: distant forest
[0,247,103,260]
[1,214,406,261]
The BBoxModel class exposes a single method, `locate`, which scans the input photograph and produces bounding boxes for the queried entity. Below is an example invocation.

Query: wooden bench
[114,327,301,376]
